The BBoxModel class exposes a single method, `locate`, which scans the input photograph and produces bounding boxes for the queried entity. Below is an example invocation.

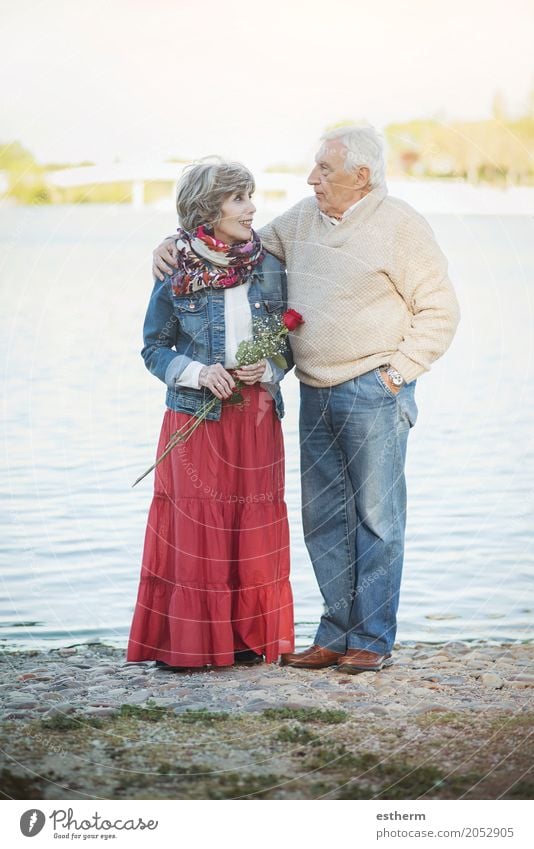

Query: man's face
[307,139,367,217]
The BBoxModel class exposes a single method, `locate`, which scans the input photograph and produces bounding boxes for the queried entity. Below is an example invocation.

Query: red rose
[282,309,304,331]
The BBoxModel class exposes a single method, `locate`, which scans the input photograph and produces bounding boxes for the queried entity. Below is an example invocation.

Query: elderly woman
[127,159,295,669]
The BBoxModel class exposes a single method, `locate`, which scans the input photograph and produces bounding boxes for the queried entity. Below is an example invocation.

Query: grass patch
[157,762,173,775]
[275,724,319,745]
[262,708,347,724]
[117,701,168,722]
[488,714,533,732]
[199,771,285,800]
[415,711,469,729]
[176,709,229,724]
[340,762,485,800]
[0,768,43,799]
[301,744,485,800]
[304,744,376,773]
[39,713,103,731]
[3,705,530,801]
[113,763,286,800]
[502,779,534,799]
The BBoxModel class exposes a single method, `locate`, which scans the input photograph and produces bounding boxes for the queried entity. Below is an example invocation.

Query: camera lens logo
[20,809,46,837]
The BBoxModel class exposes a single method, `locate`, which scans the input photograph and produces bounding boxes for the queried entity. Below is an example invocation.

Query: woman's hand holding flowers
[198,363,236,399]
[234,359,267,385]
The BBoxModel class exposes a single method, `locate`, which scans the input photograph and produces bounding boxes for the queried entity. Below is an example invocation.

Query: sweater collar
[320,198,362,226]
[317,182,388,230]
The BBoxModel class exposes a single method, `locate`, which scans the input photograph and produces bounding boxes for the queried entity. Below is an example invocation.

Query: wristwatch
[380,364,405,387]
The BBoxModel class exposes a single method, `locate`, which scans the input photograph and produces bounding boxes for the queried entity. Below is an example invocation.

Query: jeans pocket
[398,391,418,428]
[374,366,398,399]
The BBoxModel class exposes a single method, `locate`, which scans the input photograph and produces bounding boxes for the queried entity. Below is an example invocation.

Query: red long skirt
[127,384,294,666]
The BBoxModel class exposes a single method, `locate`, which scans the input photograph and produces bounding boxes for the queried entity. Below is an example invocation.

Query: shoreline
[1,640,532,799]
[2,635,532,653]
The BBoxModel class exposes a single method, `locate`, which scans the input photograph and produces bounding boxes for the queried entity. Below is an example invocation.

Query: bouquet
[132,309,304,487]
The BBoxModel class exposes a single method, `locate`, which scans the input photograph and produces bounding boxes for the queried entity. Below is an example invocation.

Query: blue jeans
[299,368,418,655]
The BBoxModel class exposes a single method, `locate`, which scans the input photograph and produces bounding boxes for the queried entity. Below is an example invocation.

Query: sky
[1,0,533,169]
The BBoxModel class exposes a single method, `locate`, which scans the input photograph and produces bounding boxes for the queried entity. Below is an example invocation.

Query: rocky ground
[0,641,532,800]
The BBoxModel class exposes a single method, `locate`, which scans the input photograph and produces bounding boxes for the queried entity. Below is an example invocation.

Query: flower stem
[131,394,219,487]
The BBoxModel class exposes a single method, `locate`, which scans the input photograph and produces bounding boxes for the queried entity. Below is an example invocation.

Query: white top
[176,281,274,388]
[320,198,360,226]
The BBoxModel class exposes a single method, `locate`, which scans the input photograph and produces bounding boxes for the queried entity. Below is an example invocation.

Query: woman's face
[213,189,256,244]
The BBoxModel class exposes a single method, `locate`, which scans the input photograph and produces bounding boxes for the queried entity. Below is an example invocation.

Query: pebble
[47,688,81,700]
[480,673,504,689]
[4,709,32,719]
[0,642,531,727]
[105,688,128,699]
[331,693,357,703]
[84,706,118,718]
[411,703,453,715]
[374,675,394,689]
[43,702,77,716]
[6,699,39,709]
[119,676,148,686]
[353,672,377,683]
[364,705,389,716]
[464,651,485,661]
[443,641,471,653]
[508,673,534,686]
[375,686,397,698]
[87,666,119,676]
[150,697,177,707]
[122,690,153,704]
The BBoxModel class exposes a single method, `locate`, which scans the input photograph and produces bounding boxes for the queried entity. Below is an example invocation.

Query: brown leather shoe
[336,649,393,673]
[280,644,343,669]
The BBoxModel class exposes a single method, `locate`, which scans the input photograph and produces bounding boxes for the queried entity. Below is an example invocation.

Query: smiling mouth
[239,220,253,226]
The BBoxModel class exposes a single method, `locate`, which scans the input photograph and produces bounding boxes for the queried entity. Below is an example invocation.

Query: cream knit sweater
[259,183,460,387]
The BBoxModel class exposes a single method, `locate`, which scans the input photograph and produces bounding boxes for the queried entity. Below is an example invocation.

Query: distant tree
[0,140,36,171]
[44,160,95,171]
[492,90,509,122]
[385,115,534,185]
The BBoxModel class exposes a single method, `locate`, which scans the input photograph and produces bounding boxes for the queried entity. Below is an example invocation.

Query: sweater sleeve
[387,212,461,383]
[258,199,304,262]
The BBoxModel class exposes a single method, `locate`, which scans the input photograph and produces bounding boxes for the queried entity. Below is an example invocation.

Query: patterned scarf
[170,225,265,296]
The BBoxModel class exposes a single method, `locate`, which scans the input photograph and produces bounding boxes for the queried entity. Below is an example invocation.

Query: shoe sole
[336,656,394,674]
[281,659,341,669]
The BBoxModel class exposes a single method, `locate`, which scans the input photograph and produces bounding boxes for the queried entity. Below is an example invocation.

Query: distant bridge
[46,161,305,210]
[43,162,534,214]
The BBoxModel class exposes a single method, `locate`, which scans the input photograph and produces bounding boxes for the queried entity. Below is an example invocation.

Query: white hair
[320,125,386,187]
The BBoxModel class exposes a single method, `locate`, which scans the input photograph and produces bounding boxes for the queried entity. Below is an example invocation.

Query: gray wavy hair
[176,157,255,232]
[320,125,386,187]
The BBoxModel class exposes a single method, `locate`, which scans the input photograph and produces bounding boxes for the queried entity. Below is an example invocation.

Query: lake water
[1,203,533,650]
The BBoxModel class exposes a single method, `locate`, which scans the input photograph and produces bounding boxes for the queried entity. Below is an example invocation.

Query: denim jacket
[141,252,292,420]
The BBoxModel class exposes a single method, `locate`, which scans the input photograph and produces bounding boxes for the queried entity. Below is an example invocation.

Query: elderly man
[152,125,460,673]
